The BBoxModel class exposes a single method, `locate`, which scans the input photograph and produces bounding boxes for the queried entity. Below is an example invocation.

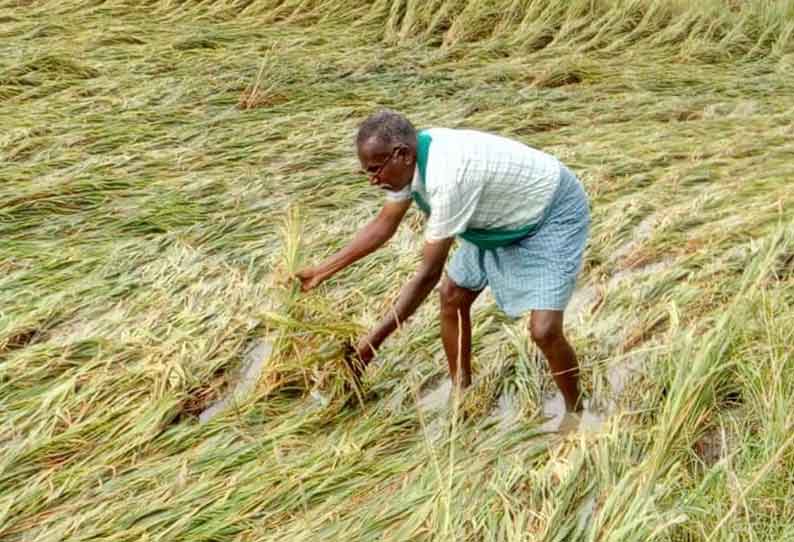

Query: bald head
[356,109,417,151]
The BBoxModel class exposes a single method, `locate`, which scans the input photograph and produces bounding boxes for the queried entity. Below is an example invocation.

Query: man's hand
[295,267,325,292]
[295,200,412,294]
[340,339,372,390]
[354,337,377,366]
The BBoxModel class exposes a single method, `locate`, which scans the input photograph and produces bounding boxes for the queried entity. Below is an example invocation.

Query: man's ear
[399,144,414,164]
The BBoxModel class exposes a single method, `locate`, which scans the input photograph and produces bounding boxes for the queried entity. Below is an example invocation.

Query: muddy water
[415,350,643,434]
[494,392,522,429]
[535,347,648,433]
[607,257,676,289]
[417,379,452,413]
[199,338,274,424]
[610,213,663,264]
[539,394,604,433]
[566,285,598,323]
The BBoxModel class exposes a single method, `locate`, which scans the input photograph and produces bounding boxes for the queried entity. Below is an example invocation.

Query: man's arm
[296,199,411,291]
[356,237,454,361]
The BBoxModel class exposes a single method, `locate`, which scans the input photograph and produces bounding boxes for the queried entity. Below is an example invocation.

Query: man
[296,109,590,413]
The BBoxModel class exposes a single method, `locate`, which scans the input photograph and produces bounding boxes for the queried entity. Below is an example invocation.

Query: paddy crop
[1,1,793,540]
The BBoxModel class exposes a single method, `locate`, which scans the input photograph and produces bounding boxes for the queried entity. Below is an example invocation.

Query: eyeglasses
[364,148,399,182]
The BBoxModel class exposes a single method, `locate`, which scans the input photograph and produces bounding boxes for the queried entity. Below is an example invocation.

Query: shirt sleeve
[383,185,412,202]
[424,166,483,242]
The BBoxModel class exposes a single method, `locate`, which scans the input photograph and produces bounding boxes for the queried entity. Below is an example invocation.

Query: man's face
[357,138,415,192]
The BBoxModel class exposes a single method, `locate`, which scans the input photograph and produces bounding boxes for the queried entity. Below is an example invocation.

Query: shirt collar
[411,164,421,192]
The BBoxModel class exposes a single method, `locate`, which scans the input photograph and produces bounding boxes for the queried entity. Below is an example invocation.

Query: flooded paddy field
[2,1,794,540]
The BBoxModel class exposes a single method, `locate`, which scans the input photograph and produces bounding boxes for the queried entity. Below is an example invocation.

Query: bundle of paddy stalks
[255,206,368,407]
[258,309,367,405]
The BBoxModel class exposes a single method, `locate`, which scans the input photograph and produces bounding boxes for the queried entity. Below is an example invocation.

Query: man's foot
[557,411,582,435]
[540,394,604,434]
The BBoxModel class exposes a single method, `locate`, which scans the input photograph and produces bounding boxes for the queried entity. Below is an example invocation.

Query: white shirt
[385,128,562,242]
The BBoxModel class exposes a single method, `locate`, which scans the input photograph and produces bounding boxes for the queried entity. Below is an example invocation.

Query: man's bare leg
[439,275,482,389]
[529,310,582,412]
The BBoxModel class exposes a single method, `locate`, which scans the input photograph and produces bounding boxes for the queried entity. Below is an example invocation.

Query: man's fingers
[294,268,323,292]
[295,268,314,280]
[299,276,319,292]
[292,269,316,292]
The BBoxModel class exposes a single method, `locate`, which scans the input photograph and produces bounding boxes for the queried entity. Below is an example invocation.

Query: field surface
[2,1,794,540]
